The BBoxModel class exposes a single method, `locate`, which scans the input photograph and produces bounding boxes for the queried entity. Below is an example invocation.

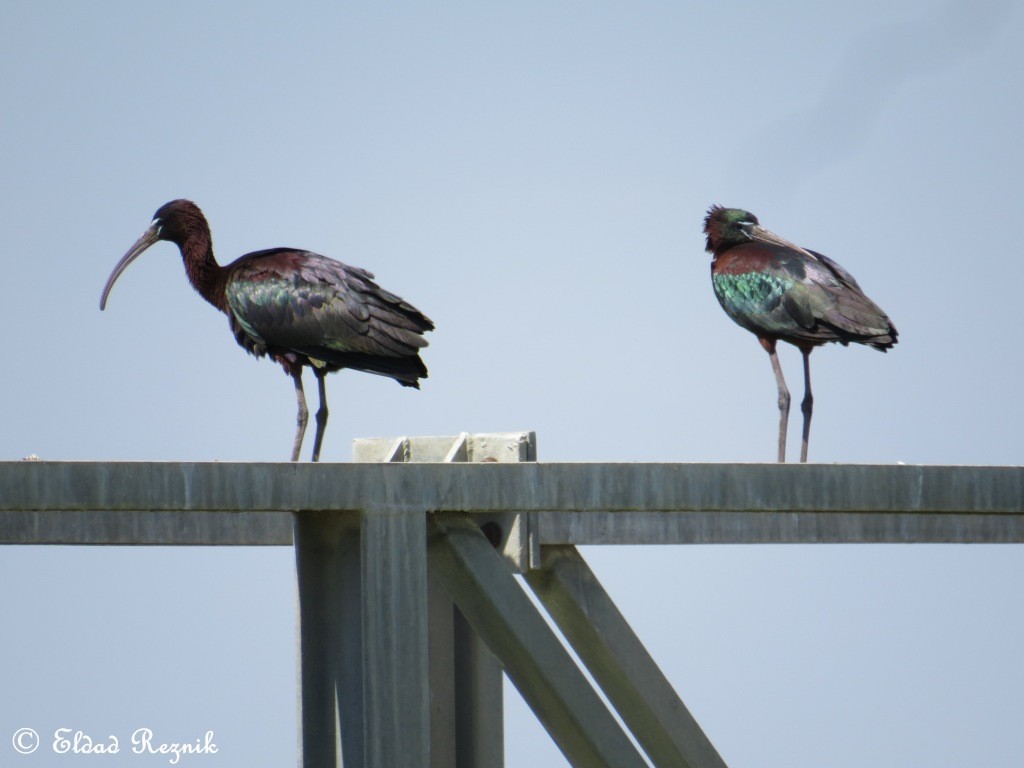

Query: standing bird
[101,199,434,462]
[703,205,897,463]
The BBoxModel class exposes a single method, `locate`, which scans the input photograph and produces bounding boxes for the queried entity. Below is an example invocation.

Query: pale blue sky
[1,1,1022,765]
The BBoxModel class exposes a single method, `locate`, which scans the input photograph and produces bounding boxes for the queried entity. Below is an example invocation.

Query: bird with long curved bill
[101,199,434,462]
[703,206,897,463]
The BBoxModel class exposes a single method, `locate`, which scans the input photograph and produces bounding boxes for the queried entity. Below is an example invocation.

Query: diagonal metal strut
[526,545,727,768]
[430,511,651,768]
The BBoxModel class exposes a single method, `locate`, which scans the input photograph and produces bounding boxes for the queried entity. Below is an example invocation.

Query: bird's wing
[713,243,895,345]
[806,248,864,292]
[225,250,434,360]
[796,250,895,338]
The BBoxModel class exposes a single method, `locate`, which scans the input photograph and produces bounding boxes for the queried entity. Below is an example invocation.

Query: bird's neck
[181,233,230,313]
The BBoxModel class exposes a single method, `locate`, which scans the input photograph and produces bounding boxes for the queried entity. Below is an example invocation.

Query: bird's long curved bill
[750,225,810,256]
[99,224,161,310]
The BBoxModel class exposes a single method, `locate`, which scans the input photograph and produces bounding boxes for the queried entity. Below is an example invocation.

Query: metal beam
[526,545,727,768]
[0,509,293,545]
[533,509,1024,545]
[1,463,1021,546]
[1,463,1019,513]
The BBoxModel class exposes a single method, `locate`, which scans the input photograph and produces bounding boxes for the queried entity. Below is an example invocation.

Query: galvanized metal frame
[351,433,535,768]
[3,463,1020,534]
[2,451,1022,768]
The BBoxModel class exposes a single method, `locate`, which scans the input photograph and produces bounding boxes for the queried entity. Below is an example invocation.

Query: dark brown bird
[704,206,897,462]
[101,199,433,461]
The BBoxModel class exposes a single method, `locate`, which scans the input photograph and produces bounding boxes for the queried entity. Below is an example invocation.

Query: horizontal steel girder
[1,462,1021,546]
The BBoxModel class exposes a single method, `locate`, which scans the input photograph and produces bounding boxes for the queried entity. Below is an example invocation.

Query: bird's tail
[308,349,429,388]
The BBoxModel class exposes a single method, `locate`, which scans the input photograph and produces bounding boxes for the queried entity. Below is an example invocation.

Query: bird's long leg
[760,338,790,463]
[310,369,329,463]
[290,369,309,462]
[799,348,814,463]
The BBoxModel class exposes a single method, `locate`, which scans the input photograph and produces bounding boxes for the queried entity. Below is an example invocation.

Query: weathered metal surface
[361,507,431,768]
[1,463,1019,514]
[534,509,1024,544]
[364,432,528,768]
[294,511,363,767]
[428,571,459,768]
[451,607,504,768]
[293,507,430,768]
[7,454,1021,768]
[1,463,1021,546]
[526,545,727,768]
[429,512,649,768]
[426,586,506,768]
[355,433,536,571]
[0,509,293,545]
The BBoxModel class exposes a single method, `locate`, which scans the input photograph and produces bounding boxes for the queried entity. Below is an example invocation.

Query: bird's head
[703,205,760,254]
[100,199,208,310]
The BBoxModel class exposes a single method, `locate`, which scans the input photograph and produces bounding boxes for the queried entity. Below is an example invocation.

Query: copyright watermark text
[11,727,218,764]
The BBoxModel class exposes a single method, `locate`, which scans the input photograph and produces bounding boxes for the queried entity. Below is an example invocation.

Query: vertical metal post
[428,570,458,767]
[294,511,364,767]
[427,566,505,768]
[294,507,430,768]
[354,433,534,768]
[452,606,504,767]
[361,507,431,768]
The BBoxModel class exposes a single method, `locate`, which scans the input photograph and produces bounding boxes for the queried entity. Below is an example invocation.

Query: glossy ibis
[703,205,897,463]
[101,199,434,461]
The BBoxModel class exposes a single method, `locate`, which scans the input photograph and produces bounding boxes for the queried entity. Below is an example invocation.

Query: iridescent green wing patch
[712,272,793,316]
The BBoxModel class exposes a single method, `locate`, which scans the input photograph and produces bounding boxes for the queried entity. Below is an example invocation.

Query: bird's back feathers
[224,249,434,385]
